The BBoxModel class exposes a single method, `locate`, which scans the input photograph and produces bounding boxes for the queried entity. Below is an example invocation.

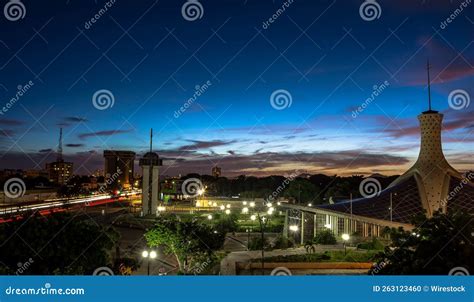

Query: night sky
[0,0,472,177]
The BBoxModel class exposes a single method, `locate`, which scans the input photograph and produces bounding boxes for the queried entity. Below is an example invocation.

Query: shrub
[356,238,384,250]
[313,229,337,245]
[272,235,294,249]
[248,236,270,251]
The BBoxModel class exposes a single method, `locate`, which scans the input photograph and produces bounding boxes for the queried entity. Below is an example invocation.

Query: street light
[250,214,257,221]
[267,207,275,215]
[225,209,231,215]
[249,202,255,208]
[289,225,299,232]
[207,214,213,220]
[142,250,157,275]
[289,225,299,243]
[242,207,249,214]
[220,205,225,210]
[341,233,350,255]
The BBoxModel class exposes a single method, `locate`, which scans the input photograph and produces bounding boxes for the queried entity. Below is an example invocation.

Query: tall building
[212,166,221,178]
[46,128,73,185]
[140,129,162,215]
[103,150,136,189]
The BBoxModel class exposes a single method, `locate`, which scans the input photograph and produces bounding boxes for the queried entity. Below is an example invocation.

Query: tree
[283,179,320,203]
[370,210,474,275]
[145,217,223,274]
[213,213,238,234]
[0,213,118,275]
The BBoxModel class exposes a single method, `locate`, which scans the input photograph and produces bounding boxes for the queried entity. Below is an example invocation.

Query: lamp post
[142,250,157,275]
[246,228,250,250]
[258,214,269,274]
[246,202,277,275]
[341,233,350,255]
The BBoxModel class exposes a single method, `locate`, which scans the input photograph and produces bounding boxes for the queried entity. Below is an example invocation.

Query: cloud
[58,116,88,127]
[64,116,87,122]
[402,38,474,86]
[39,148,53,153]
[66,143,84,147]
[382,109,474,138]
[0,119,24,126]
[0,129,14,137]
[78,129,133,140]
[177,140,236,151]
[158,150,410,177]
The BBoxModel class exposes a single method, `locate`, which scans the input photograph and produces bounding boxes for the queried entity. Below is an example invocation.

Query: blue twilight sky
[0,0,472,176]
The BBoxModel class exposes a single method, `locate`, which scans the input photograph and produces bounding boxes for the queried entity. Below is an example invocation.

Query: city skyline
[0,0,472,177]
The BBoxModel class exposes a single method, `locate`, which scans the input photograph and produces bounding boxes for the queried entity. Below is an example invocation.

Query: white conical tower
[390,62,461,216]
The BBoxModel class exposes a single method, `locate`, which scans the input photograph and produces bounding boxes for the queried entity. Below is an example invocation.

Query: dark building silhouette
[46,128,73,185]
[103,150,136,189]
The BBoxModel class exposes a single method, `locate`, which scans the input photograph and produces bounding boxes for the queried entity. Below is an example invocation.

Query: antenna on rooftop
[426,59,432,111]
[57,127,63,162]
[150,128,153,153]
